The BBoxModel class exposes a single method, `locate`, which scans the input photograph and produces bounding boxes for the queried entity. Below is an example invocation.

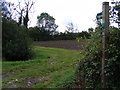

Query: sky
[7,0,112,32]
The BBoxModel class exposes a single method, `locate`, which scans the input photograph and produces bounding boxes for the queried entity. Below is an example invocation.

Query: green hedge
[76,27,120,88]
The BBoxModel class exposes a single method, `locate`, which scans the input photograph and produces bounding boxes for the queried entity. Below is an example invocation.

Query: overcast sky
[8,0,111,32]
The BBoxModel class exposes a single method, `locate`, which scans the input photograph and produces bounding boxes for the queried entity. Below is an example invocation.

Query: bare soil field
[33,40,85,50]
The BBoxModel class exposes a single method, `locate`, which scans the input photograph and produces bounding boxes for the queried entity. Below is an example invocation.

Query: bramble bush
[76,27,120,88]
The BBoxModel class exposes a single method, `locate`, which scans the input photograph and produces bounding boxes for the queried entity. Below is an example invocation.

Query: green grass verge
[2,46,81,88]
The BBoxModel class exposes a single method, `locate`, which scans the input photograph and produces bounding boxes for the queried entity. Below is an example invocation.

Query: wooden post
[0,4,2,89]
[102,2,109,88]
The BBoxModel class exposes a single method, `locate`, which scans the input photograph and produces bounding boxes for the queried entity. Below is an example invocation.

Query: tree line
[28,12,91,41]
[2,0,90,61]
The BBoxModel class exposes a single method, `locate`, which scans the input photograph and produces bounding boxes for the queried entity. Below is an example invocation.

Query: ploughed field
[33,40,85,50]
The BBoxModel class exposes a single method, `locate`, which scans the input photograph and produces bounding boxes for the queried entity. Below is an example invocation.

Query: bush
[76,27,120,88]
[2,18,33,61]
[106,27,120,87]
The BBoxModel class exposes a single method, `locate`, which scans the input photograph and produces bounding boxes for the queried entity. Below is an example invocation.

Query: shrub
[106,27,120,87]
[2,18,33,61]
[76,27,120,88]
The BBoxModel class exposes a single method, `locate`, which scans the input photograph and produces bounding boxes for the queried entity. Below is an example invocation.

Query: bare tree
[14,0,35,28]
[65,22,78,33]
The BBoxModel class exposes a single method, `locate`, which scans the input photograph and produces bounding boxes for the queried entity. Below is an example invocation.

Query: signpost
[97,2,109,88]
[102,2,109,88]
[96,12,102,20]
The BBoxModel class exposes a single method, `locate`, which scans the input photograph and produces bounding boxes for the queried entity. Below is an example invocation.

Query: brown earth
[33,40,86,50]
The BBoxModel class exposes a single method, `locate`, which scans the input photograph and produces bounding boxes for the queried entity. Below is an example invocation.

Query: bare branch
[29,1,35,11]
[24,0,28,6]
[18,1,22,11]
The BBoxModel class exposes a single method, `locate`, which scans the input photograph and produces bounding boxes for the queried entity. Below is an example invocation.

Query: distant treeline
[2,1,92,61]
[28,26,91,41]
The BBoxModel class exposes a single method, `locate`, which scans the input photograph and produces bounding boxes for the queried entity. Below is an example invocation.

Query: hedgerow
[76,27,120,88]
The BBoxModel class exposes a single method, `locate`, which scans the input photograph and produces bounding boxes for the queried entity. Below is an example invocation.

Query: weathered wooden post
[101,2,109,88]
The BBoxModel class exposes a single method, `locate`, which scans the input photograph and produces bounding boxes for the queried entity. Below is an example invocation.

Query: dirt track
[33,40,85,50]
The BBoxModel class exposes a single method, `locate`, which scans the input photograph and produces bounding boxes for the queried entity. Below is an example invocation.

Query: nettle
[76,27,120,88]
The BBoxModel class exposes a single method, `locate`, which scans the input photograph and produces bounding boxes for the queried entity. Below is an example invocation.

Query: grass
[2,46,82,88]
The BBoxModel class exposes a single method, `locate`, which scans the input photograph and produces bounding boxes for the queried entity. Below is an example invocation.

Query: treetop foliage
[110,0,120,28]
[37,12,58,35]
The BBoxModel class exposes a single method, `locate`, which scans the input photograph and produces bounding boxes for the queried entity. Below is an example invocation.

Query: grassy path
[2,46,82,88]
